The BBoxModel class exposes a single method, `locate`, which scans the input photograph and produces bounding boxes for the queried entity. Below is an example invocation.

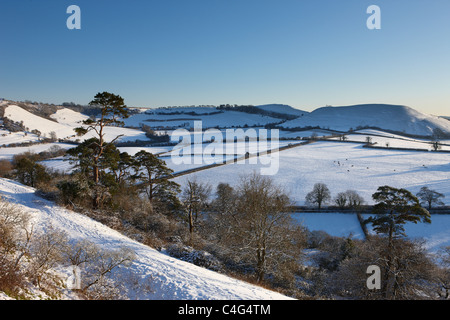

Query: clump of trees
[304,183,446,212]
[203,174,307,292]
[301,185,450,300]
[141,124,170,143]
[12,152,50,189]
[58,92,180,215]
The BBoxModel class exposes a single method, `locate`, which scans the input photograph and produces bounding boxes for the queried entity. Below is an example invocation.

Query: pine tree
[365,185,431,299]
[74,92,129,208]
[132,150,180,206]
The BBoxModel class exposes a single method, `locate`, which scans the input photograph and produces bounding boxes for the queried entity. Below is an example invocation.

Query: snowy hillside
[3,105,150,143]
[281,104,450,136]
[50,107,90,126]
[4,105,77,139]
[0,178,291,300]
[3,101,449,138]
[254,104,308,117]
[124,108,283,129]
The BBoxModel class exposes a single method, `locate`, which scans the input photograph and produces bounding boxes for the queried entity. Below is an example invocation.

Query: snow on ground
[39,157,74,173]
[146,106,219,115]
[282,104,450,136]
[0,143,76,160]
[293,213,366,239]
[0,292,14,300]
[172,141,450,207]
[4,105,76,139]
[124,110,282,129]
[0,130,40,145]
[3,105,149,143]
[0,178,292,300]
[278,129,334,139]
[50,108,90,126]
[292,212,450,253]
[329,133,450,151]
[254,104,308,117]
[84,126,149,143]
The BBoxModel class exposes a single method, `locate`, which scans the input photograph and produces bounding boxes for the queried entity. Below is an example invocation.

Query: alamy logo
[67,5,81,30]
[367,5,381,30]
[171,121,280,176]
[65,265,82,290]
[366,265,381,290]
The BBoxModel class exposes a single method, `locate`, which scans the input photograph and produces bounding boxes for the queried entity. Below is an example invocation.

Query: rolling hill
[2,100,449,138]
[281,104,450,136]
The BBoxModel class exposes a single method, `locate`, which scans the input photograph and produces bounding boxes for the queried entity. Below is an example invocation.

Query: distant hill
[281,104,450,137]
[254,104,308,118]
[2,100,449,138]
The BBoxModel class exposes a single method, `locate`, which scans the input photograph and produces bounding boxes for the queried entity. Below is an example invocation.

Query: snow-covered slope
[4,105,77,139]
[0,178,292,300]
[125,109,282,129]
[281,104,450,136]
[4,102,448,137]
[50,108,90,126]
[254,104,308,117]
[3,105,149,143]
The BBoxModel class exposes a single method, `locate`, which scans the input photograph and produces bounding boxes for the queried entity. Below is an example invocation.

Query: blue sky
[1,0,450,115]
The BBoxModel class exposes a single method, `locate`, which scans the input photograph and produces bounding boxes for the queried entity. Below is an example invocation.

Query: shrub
[0,160,13,178]
[166,244,223,272]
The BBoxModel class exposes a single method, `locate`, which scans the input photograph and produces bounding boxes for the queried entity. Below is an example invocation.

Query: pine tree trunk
[385,220,395,299]
[93,160,100,209]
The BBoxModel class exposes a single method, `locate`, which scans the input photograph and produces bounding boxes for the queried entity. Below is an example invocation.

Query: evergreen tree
[365,185,431,299]
[66,138,131,209]
[367,186,431,242]
[74,92,129,208]
[13,153,50,188]
[132,150,180,208]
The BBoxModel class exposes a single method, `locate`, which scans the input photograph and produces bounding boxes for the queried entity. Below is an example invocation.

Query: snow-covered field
[125,109,282,129]
[173,141,450,207]
[0,129,40,146]
[293,212,450,253]
[0,143,76,160]
[0,178,291,300]
[330,129,450,151]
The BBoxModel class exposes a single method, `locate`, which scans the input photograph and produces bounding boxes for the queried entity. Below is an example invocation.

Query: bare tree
[334,192,348,209]
[182,179,211,242]
[416,186,445,210]
[345,190,365,210]
[218,173,305,284]
[305,183,331,210]
[436,246,450,299]
[329,237,437,300]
